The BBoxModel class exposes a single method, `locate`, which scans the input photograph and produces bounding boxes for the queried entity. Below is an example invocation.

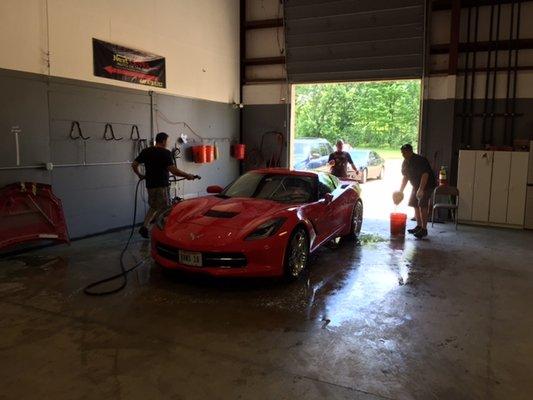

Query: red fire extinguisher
[232,144,246,160]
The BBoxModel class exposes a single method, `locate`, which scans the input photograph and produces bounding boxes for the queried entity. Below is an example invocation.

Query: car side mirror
[206,185,223,194]
[310,152,320,159]
[323,193,333,205]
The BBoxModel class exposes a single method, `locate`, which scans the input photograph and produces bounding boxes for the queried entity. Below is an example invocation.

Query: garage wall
[0,69,240,239]
[423,1,533,183]
[242,0,290,169]
[0,0,241,240]
[0,0,240,104]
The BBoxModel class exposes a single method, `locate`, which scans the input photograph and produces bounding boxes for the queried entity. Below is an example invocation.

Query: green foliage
[294,80,421,149]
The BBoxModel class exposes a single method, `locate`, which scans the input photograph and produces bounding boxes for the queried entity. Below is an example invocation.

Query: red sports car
[151,168,363,279]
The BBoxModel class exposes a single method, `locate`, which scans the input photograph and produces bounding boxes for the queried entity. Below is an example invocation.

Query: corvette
[151,168,363,279]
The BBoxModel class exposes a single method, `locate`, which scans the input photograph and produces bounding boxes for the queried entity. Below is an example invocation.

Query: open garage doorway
[290,80,422,220]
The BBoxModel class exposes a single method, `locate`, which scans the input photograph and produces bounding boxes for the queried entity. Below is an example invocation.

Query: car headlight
[155,207,173,230]
[245,218,286,241]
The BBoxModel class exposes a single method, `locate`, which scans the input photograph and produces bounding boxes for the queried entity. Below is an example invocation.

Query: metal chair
[431,186,459,229]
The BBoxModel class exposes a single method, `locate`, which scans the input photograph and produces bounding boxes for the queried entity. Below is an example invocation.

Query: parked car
[152,168,363,280]
[293,138,334,172]
[346,149,385,183]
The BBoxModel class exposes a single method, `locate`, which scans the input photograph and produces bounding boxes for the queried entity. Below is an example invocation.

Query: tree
[294,80,421,149]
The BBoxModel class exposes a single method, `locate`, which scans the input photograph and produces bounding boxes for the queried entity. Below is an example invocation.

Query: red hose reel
[0,182,69,250]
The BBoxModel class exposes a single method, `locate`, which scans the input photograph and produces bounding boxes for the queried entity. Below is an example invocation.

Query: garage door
[284,0,426,83]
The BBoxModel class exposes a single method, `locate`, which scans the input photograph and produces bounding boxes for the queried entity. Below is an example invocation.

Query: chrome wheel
[378,167,384,180]
[350,201,364,236]
[286,228,309,279]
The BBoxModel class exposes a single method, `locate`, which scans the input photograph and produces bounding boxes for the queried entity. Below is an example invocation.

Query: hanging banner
[92,38,166,88]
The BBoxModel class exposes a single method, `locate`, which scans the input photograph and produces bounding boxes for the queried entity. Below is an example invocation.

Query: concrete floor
[1,218,532,400]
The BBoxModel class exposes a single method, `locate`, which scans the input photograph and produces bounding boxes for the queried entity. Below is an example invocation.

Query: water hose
[83,178,147,296]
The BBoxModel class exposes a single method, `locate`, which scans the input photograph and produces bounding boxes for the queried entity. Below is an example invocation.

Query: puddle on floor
[357,233,388,245]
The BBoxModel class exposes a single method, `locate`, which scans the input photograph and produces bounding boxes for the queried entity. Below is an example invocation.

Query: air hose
[83,178,148,296]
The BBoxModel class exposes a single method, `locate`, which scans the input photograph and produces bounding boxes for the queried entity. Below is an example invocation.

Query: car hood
[165,196,293,233]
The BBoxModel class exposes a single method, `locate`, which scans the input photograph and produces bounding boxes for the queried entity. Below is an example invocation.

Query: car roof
[348,149,371,156]
[250,168,319,178]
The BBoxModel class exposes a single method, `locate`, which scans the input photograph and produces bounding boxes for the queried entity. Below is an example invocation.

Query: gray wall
[242,104,289,170]
[421,97,533,184]
[0,68,239,239]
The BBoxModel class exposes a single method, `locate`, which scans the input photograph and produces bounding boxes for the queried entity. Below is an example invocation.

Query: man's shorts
[147,187,170,211]
[408,186,433,208]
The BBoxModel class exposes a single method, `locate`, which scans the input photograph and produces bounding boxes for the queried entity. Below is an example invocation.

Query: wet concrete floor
[1,218,532,400]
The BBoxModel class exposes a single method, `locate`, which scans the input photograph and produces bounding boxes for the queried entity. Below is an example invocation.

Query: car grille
[155,242,247,268]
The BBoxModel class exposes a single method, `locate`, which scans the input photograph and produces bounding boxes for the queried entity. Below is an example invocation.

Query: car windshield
[348,150,369,164]
[294,142,310,155]
[222,172,316,204]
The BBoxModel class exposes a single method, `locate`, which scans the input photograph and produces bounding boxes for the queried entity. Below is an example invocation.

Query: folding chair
[431,186,459,229]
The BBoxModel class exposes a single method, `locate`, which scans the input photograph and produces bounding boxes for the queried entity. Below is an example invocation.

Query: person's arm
[168,165,195,180]
[399,160,408,192]
[131,160,145,180]
[417,173,429,198]
[346,153,358,174]
[400,176,408,193]
[328,153,335,166]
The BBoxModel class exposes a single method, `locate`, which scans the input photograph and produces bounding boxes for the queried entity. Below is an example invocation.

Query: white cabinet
[525,187,533,230]
[489,152,511,224]
[458,150,529,228]
[472,151,493,222]
[457,151,476,221]
[507,152,529,226]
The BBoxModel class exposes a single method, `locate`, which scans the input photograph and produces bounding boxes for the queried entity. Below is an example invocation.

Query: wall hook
[103,123,123,141]
[130,125,141,140]
[69,121,90,140]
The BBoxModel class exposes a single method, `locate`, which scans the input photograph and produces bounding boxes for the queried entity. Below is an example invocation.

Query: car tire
[344,200,363,239]
[360,169,368,184]
[378,166,384,180]
[283,226,309,281]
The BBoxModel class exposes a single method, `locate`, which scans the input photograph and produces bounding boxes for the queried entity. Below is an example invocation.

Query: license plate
[178,250,202,267]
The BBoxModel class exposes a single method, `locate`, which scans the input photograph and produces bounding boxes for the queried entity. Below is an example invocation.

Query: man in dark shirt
[397,144,437,239]
[328,140,358,178]
[132,132,196,238]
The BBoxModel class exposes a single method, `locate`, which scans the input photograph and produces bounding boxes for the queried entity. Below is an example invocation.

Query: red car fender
[298,217,317,249]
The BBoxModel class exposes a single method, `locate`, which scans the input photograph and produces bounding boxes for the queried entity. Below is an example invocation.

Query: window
[223,172,317,204]
[318,173,336,197]
[319,143,330,156]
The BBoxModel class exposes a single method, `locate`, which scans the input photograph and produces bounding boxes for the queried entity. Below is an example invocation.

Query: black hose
[481,2,495,145]
[460,6,473,147]
[467,5,480,146]
[84,178,146,296]
[509,0,522,144]
[83,175,200,296]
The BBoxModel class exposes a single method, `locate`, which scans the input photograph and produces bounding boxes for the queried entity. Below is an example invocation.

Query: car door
[368,152,379,178]
[326,174,353,233]
[307,174,336,244]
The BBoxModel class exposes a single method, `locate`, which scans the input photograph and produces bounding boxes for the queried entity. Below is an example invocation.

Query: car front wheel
[344,200,363,239]
[378,166,385,180]
[284,227,309,281]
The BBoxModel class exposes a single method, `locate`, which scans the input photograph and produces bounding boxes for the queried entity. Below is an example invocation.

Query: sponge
[392,191,404,205]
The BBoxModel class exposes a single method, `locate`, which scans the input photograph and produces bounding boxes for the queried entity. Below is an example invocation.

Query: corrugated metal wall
[284,0,426,82]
